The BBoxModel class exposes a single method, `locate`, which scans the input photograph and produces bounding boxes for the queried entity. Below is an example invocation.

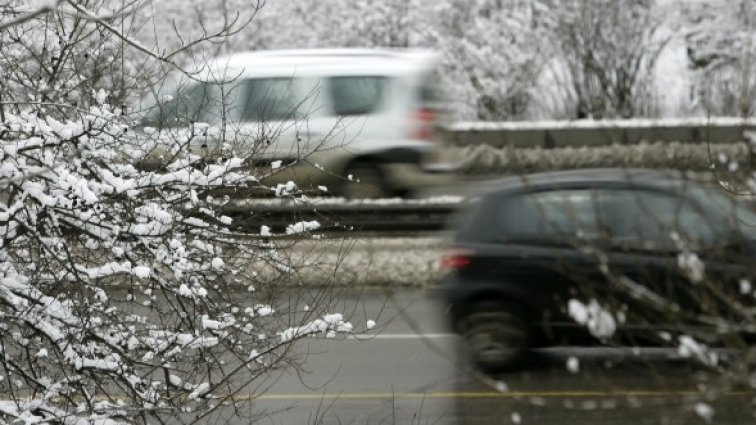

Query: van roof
[191,48,440,81]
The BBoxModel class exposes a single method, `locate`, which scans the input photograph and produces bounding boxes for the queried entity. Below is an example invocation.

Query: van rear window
[328,76,385,116]
[240,78,300,122]
[142,82,219,128]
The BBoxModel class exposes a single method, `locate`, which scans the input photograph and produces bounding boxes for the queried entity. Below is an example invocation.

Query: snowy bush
[458,141,753,179]
[0,2,354,423]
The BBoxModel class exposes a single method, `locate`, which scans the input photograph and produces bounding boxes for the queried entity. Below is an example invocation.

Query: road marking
[347,333,455,340]
[237,390,748,401]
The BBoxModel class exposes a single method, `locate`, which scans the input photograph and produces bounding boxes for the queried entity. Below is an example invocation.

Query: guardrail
[442,117,756,148]
[214,194,756,235]
[218,198,462,233]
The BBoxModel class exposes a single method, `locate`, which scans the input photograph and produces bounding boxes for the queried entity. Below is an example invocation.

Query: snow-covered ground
[447,117,756,132]
[229,237,450,288]
[457,141,750,176]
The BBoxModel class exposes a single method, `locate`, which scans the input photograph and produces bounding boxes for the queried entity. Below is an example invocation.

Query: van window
[239,78,300,122]
[328,76,386,116]
[143,83,217,128]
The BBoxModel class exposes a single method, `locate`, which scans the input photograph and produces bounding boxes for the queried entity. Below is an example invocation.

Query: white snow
[566,356,580,374]
[511,412,522,424]
[694,402,714,423]
[178,284,193,298]
[211,257,224,270]
[274,181,297,197]
[285,220,321,235]
[188,382,210,400]
[677,335,717,366]
[255,305,274,317]
[366,320,376,330]
[568,299,617,339]
[133,266,151,279]
[448,117,756,132]
[201,315,234,331]
[740,279,751,295]
[677,252,705,283]
[169,374,183,387]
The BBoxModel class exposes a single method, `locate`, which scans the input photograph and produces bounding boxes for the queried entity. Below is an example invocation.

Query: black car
[443,168,756,371]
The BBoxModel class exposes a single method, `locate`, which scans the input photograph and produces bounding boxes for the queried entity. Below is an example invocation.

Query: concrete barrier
[442,117,756,148]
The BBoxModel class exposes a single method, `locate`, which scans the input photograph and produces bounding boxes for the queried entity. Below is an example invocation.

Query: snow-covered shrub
[458,141,753,178]
[0,2,353,423]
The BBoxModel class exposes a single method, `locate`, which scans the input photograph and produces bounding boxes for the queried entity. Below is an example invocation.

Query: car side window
[496,188,717,246]
[496,190,601,242]
[328,76,386,116]
[239,78,300,122]
[603,190,717,244]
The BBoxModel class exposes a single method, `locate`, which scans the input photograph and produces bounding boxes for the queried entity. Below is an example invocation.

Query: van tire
[341,161,391,199]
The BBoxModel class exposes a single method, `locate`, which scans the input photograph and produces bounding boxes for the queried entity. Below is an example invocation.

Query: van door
[231,77,309,164]
[139,81,221,168]
[313,75,391,155]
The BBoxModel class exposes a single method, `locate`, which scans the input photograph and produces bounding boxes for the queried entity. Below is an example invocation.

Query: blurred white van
[139,49,455,197]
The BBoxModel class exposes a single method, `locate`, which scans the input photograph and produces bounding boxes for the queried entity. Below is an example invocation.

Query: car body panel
[444,169,756,355]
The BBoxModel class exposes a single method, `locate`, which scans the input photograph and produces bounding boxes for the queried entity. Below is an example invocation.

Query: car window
[142,83,218,128]
[239,78,300,122]
[328,76,386,116]
[496,188,717,245]
[689,186,756,238]
[497,190,601,242]
[601,190,716,244]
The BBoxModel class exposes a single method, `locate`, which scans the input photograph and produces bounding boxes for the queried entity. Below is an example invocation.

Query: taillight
[440,249,474,270]
[410,108,436,141]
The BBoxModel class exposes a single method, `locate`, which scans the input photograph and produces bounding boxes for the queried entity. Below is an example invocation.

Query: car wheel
[460,305,530,372]
[341,161,391,199]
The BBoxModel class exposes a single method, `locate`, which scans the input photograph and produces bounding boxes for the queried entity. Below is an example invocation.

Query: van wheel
[341,161,391,199]
[459,304,530,372]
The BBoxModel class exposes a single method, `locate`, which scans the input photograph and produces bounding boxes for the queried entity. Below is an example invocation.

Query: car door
[486,189,606,342]
[596,187,734,341]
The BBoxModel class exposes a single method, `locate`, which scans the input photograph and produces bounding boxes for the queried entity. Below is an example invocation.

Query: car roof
[473,168,706,198]
[192,48,440,81]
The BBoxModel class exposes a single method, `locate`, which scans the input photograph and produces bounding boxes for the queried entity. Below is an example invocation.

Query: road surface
[173,287,751,424]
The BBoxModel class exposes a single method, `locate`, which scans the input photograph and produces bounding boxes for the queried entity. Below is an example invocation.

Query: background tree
[423,0,548,120]
[542,0,669,119]
[681,0,756,117]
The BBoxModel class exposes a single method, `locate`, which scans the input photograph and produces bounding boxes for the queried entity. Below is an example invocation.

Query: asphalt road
[176,287,753,425]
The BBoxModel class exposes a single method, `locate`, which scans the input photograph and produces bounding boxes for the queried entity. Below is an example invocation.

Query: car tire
[341,161,391,199]
[459,303,530,372]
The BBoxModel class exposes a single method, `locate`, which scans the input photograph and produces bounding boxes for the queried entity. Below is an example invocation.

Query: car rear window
[328,76,386,116]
